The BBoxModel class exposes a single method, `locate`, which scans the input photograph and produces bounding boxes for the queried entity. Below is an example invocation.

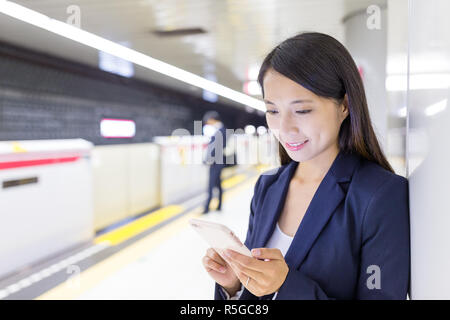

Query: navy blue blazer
[215,150,410,300]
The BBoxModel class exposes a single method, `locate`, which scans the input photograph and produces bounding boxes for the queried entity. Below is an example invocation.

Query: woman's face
[263,69,348,163]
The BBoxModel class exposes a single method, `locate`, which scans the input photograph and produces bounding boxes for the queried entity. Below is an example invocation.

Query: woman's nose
[280,114,299,135]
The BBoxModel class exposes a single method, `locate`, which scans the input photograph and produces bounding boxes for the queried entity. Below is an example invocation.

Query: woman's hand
[202,248,241,295]
[223,248,289,297]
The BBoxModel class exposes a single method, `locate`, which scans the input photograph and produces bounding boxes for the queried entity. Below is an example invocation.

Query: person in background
[202,110,227,214]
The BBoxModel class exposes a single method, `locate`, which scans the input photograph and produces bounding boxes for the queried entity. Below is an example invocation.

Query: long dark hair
[257,32,394,173]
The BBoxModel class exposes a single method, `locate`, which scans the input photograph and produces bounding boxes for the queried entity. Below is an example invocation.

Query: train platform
[0,166,266,300]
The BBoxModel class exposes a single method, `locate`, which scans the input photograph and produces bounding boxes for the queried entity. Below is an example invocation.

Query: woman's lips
[284,140,308,151]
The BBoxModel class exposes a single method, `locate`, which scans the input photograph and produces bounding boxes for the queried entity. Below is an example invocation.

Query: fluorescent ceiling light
[244,125,256,135]
[202,124,217,138]
[397,106,407,118]
[425,99,447,117]
[100,119,136,138]
[246,65,260,80]
[99,43,135,78]
[386,73,450,91]
[0,0,265,112]
[244,80,262,96]
[256,126,267,135]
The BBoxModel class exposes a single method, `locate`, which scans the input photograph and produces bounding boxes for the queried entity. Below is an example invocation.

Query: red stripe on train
[0,156,80,170]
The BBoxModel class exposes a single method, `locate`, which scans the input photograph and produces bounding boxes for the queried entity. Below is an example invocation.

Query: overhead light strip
[0,0,265,111]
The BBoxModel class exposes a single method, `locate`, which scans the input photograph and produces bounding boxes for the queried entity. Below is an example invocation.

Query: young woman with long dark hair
[202,32,410,300]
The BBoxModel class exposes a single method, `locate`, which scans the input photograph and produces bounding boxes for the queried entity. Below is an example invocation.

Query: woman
[201,32,410,300]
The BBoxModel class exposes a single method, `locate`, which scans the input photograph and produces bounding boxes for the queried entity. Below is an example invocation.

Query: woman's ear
[341,94,349,120]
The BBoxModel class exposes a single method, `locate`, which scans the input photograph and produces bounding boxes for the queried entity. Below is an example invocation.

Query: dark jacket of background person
[203,122,228,213]
[204,123,228,166]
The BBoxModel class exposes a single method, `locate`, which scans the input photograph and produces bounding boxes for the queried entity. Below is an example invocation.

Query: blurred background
[0,0,448,299]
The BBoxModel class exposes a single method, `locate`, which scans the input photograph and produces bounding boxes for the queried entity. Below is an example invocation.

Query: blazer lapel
[285,150,362,269]
[254,150,361,269]
[283,171,344,269]
[253,160,298,249]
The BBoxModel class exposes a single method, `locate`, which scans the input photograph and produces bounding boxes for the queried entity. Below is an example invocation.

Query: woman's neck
[293,146,340,184]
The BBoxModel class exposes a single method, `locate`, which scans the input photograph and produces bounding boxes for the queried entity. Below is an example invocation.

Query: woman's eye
[266,110,311,115]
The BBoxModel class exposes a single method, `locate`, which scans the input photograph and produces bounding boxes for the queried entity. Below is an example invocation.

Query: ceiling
[0,0,384,111]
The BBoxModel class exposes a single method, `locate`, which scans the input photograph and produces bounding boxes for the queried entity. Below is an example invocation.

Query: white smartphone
[189,218,252,259]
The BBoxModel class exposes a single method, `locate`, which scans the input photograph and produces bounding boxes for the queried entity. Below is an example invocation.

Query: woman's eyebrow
[264,99,313,105]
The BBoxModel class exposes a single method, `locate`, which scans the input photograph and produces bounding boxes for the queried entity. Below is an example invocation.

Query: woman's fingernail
[219,267,226,273]
[224,250,232,258]
[252,249,261,256]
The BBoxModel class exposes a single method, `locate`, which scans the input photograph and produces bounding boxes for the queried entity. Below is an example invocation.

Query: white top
[265,222,294,256]
[222,223,294,300]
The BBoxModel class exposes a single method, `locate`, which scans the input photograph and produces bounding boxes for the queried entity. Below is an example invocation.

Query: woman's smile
[284,140,309,151]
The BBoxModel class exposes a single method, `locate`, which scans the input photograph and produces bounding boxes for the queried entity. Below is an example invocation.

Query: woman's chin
[283,144,311,162]
[285,150,308,162]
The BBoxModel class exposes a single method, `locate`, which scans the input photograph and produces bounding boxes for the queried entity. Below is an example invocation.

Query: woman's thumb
[251,248,282,260]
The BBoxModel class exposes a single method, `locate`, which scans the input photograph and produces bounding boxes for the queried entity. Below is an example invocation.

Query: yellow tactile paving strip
[94,205,184,246]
